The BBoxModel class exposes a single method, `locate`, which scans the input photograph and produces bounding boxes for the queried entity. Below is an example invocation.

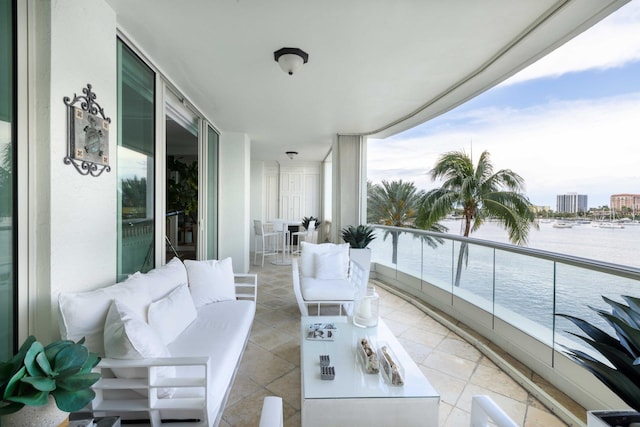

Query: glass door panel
[205,125,219,259]
[0,0,14,358]
[117,41,155,280]
[165,92,199,261]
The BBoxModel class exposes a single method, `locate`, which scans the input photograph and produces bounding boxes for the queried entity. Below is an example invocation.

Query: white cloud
[368,92,640,207]
[503,2,640,85]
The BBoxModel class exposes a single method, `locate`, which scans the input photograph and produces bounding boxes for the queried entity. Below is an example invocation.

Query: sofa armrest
[234,273,257,301]
[92,356,211,426]
[259,396,283,427]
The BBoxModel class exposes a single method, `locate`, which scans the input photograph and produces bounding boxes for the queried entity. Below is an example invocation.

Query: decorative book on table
[306,322,337,340]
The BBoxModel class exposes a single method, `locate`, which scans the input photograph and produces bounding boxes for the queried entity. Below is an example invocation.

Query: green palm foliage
[368,180,446,264]
[416,150,537,285]
[557,295,640,412]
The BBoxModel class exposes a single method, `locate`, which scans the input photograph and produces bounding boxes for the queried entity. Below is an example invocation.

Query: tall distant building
[610,194,640,212]
[556,193,588,214]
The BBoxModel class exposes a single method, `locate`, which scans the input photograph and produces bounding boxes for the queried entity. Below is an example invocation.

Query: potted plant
[557,295,640,427]
[341,225,376,285]
[301,216,318,231]
[0,336,101,426]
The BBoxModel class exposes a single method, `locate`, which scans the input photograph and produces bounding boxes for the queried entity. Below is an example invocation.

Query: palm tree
[368,180,446,264]
[416,149,537,285]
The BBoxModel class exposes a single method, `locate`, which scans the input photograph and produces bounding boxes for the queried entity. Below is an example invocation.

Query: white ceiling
[105,0,628,163]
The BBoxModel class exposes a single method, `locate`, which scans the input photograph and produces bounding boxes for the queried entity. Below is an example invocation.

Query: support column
[331,134,367,242]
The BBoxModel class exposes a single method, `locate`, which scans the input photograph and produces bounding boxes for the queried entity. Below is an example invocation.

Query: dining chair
[253,220,278,267]
[271,219,291,261]
[292,220,317,255]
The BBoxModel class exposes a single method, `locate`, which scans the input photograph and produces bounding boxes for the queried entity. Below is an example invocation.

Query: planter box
[587,410,640,427]
[349,247,371,286]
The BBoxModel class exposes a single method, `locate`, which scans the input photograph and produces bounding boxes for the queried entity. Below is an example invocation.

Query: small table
[300,316,439,427]
[270,221,301,266]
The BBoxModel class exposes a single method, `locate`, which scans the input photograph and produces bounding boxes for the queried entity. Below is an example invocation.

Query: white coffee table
[300,316,440,427]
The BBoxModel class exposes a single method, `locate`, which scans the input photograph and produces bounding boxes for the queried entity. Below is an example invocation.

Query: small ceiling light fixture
[274,47,309,76]
[286,151,298,160]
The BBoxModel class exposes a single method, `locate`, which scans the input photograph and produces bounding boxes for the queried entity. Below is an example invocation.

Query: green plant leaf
[56,373,101,392]
[35,351,54,377]
[602,296,640,329]
[0,401,25,415]
[53,344,88,376]
[79,352,101,373]
[52,388,96,412]
[6,389,49,407]
[44,339,75,361]
[598,311,640,358]
[556,313,625,351]
[623,295,640,317]
[20,375,56,392]
[564,349,640,412]
[3,366,26,399]
[23,341,46,377]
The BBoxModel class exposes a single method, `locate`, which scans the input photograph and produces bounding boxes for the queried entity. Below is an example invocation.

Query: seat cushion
[301,276,356,301]
[167,300,255,417]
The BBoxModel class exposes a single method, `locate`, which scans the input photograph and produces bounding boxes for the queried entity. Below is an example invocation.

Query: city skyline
[368,2,640,208]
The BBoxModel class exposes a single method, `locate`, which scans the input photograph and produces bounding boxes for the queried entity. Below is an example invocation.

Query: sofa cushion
[145,257,189,301]
[103,300,175,398]
[148,284,197,345]
[300,242,349,279]
[185,258,236,308]
[167,300,255,417]
[301,276,356,301]
[58,275,152,355]
[314,251,347,280]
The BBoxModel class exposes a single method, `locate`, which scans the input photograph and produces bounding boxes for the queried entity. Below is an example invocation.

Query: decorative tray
[306,322,337,340]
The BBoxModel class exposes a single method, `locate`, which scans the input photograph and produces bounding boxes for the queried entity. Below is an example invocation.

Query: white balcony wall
[219,132,251,274]
[27,0,117,342]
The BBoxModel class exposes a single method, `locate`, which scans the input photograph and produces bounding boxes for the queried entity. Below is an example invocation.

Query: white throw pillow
[104,300,175,398]
[148,284,197,345]
[185,258,236,308]
[145,257,189,301]
[58,278,151,356]
[300,242,349,278]
[314,251,347,280]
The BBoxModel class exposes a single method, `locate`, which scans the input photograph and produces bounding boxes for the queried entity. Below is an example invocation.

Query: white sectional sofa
[58,257,257,427]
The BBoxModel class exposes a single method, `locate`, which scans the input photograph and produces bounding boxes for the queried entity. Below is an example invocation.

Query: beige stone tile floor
[219,259,585,427]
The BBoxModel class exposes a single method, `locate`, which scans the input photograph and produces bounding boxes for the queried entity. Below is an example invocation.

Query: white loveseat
[58,257,257,427]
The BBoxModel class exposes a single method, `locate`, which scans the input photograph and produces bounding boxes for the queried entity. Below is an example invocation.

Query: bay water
[371,220,640,341]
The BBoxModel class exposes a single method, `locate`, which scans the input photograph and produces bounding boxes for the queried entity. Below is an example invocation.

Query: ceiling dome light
[286,151,298,160]
[274,47,309,76]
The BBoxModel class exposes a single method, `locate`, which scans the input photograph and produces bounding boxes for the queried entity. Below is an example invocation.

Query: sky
[368,1,640,209]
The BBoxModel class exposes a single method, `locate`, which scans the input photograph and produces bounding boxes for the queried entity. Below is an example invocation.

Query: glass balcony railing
[369,225,640,356]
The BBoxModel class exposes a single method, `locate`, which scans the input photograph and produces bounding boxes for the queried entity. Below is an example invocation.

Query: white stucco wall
[30,0,117,341]
[249,160,264,253]
[219,132,250,273]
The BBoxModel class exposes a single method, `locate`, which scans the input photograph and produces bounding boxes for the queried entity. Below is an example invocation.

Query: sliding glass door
[165,91,199,261]
[0,0,15,359]
[116,40,156,280]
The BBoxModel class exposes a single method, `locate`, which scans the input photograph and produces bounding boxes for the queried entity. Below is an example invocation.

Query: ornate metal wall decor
[63,83,111,177]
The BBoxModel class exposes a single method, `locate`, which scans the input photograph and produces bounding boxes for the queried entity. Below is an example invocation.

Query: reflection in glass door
[165,93,199,261]
[0,0,14,358]
[117,41,156,280]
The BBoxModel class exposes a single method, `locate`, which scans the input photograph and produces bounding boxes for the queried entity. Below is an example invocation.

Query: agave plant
[301,216,318,230]
[0,336,101,415]
[341,224,376,249]
[557,295,640,412]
